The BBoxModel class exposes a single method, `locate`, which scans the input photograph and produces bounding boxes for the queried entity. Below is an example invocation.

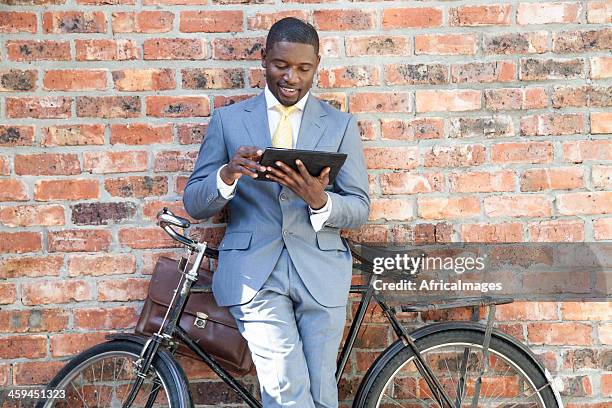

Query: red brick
[449,5,512,26]
[182,68,245,89]
[369,199,414,221]
[104,176,168,198]
[0,309,69,333]
[43,11,106,33]
[68,253,136,277]
[521,167,584,191]
[517,2,581,25]
[313,9,376,31]
[587,1,612,23]
[22,280,92,305]
[449,170,515,192]
[48,229,112,252]
[41,124,105,146]
[0,283,16,305]
[380,172,443,194]
[119,227,181,249]
[415,34,477,55]
[0,11,37,33]
[602,374,612,397]
[520,58,585,81]
[0,204,65,227]
[416,90,480,112]
[214,93,257,108]
[51,332,108,357]
[76,39,140,61]
[74,306,138,329]
[6,97,71,119]
[380,118,443,141]
[111,123,173,145]
[600,324,612,345]
[349,92,411,113]
[83,151,148,173]
[0,155,8,176]
[460,223,523,243]
[423,145,486,167]
[593,165,612,189]
[496,302,558,321]
[112,68,175,91]
[553,28,612,53]
[177,123,208,144]
[418,196,480,220]
[384,63,447,85]
[557,192,612,215]
[346,35,412,57]
[381,7,442,29]
[15,153,80,175]
[112,11,174,33]
[144,38,206,60]
[451,61,515,83]
[174,176,189,194]
[591,112,612,134]
[449,116,515,139]
[563,140,612,162]
[142,199,195,222]
[247,10,309,31]
[77,96,141,118]
[521,113,584,136]
[594,218,612,240]
[0,125,34,147]
[78,0,135,3]
[7,40,70,61]
[180,10,242,32]
[154,150,198,172]
[491,142,553,164]
[211,37,265,61]
[590,56,612,79]
[364,147,418,170]
[0,232,42,254]
[483,31,548,55]
[0,335,46,359]
[0,256,63,279]
[0,69,37,92]
[98,278,149,301]
[147,96,210,117]
[0,180,28,202]
[484,195,552,217]
[43,69,107,91]
[561,302,612,321]
[528,323,592,345]
[13,361,65,386]
[143,0,206,3]
[318,66,380,88]
[527,219,585,242]
[34,179,99,201]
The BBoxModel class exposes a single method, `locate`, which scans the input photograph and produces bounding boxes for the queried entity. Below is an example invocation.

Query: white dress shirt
[216,85,332,232]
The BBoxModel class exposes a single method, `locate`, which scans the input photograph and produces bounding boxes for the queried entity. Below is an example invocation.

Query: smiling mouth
[279,86,298,96]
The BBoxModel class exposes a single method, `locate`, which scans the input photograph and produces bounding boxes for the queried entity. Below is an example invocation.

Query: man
[183,17,370,408]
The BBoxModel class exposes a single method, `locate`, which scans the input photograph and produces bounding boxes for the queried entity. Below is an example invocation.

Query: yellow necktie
[271,104,299,148]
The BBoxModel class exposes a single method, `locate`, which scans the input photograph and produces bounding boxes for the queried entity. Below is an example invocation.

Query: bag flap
[148,257,238,329]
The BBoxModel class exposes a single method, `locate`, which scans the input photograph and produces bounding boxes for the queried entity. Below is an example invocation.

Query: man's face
[261,41,320,107]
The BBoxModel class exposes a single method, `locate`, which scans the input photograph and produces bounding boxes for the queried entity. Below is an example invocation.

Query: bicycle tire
[359,329,559,408]
[36,340,192,408]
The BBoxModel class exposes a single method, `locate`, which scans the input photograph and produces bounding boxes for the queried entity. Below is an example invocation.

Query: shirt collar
[264,84,309,112]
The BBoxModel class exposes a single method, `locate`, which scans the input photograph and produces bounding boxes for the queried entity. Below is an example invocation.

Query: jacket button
[282,230,289,237]
[280,193,287,201]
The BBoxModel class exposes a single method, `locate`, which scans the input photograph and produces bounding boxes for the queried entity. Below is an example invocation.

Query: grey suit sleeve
[325,114,371,229]
[183,108,232,220]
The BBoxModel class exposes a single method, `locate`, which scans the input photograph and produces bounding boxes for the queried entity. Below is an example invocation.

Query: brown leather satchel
[135,256,254,375]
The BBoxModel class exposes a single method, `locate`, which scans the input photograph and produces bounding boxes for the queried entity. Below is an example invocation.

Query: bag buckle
[194,312,208,329]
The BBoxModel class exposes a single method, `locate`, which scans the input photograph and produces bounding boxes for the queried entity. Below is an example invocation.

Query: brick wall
[0,0,610,405]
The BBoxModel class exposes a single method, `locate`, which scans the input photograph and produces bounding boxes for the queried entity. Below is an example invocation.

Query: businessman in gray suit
[183,17,370,408]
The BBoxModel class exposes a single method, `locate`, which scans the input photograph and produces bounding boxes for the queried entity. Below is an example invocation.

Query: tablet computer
[255,148,347,184]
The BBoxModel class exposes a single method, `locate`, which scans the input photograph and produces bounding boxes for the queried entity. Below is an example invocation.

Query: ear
[261,48,267,68]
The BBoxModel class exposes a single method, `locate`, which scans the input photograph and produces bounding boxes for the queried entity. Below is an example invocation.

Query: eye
[275,64,287,69]
[300,67,310,72]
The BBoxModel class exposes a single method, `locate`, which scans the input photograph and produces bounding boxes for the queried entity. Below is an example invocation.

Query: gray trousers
[229,248,347,408]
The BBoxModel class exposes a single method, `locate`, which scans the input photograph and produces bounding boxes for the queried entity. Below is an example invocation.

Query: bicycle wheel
[360,329,559,408]
[36,340,192,408]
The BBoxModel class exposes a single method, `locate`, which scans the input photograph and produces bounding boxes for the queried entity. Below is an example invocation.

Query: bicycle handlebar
[157,208,220,259]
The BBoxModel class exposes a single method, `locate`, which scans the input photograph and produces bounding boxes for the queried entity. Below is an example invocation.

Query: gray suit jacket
[183,92,370,307]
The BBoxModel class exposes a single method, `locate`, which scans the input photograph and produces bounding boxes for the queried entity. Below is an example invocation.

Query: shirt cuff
[217,164,237,200]
[309,192,332,232]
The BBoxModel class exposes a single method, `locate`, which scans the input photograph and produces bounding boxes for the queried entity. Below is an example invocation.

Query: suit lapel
[242,92,272,149]
[296,94,328,150]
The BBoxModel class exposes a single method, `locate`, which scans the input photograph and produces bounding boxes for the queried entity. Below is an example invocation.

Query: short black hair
[266,17,319,55]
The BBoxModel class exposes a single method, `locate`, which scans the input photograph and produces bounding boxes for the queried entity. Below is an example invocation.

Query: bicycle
[36,208,565,408]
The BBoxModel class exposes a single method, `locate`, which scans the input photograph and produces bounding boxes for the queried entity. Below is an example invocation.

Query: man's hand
[265,160,330,210]
[220,146,267,185]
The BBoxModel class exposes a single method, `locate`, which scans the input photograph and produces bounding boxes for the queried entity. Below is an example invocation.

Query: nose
[282,68,298,85]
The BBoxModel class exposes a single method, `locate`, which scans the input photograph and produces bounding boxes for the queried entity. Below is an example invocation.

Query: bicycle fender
[351,322,563,408]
